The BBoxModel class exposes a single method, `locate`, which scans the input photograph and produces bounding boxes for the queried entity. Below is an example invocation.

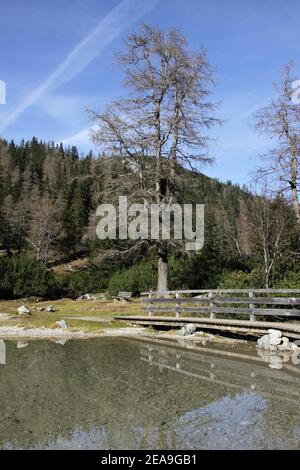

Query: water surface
[0,337,300,449]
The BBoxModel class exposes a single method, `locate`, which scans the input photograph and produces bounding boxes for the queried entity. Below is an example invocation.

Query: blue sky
[0,0,299,185]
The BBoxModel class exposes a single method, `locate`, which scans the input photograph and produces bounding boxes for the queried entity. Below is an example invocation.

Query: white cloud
[59,126,97,149]
[0,0,158,133]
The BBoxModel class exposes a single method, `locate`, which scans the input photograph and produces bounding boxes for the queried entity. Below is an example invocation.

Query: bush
[218,269,264,289]
[65,270,104,298]
[108,260,157,296]
[275,271,300,289]
[0,255,61,298]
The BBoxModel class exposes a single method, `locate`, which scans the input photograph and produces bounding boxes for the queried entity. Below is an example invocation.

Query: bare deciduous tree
[90,23,219,290]
[26,191,64,262]
[247,183,295,288]
[255,62,300,229]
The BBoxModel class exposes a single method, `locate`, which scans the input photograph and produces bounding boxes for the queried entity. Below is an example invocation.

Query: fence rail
[141,289,300,321]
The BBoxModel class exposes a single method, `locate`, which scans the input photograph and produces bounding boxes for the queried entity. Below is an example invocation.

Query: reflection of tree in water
[0,339,5,365]
[0,338,300,449]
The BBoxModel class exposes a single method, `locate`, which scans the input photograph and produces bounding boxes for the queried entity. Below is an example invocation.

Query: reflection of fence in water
[140,342,300,405]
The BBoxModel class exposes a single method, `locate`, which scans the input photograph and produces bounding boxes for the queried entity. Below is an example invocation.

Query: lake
[0,337,300,449]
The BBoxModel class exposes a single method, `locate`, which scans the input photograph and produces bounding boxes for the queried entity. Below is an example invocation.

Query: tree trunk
[157,256,168,292]
[157,245,168,293]
[289,143,300,229]
[265,267,271,289]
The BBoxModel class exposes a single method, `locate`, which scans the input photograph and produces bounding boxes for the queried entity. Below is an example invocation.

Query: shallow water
[0,337,300,449]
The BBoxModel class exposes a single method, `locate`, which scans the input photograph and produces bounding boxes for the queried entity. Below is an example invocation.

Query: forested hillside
[0,137,299,299]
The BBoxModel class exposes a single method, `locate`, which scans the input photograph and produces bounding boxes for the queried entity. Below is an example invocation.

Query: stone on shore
[178,323,196,336]
[257,335,270,350]
[76,294,92,301]
[17,305,30,315]
[56,319,69,329]
[257,330,300,352]
[267,329,282,338]
[46,305,56,312]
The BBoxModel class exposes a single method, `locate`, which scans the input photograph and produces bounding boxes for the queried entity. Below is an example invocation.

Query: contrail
[0,0,158,132]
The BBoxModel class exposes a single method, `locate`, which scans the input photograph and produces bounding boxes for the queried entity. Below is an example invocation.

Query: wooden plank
[209,307,300,317]
[141,289,300,295]
[213,297,300,305]
[141,305,300,316]
[116,315,300,338]
[117,315,300,329]
[142,297,300,305]
[141,297,300,305]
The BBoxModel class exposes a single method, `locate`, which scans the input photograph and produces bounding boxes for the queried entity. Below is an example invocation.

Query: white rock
[267,329,282,338]
[269,337,282,346]
[76,294,91,301]
[257,335,270,350]
[17,342,29,349]
[177,323,196,336]
[278,344,292,352]
[56,319,69,329]
[17,306,30,315]
[46,305,56,312]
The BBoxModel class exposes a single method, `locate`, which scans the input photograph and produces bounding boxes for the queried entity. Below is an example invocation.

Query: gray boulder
[178,323,196,336]
[269,336,282,346]
[46,305,56,312]
[17,305,30,315]
[257,330,300,352]
[56,319,69,329]
[267,329,282,338]
[257,335,270,350]
[76,294,92,301]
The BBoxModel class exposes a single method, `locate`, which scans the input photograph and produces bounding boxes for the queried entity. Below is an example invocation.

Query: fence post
[175,292,181,318]
[209,292,216,319]
[249,291,256,321]
[148,291,153,317]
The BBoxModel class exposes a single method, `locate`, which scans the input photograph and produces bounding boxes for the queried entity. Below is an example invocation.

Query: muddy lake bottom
[0,336,300,449]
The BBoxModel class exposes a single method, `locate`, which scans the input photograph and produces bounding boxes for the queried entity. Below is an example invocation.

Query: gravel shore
[0,326,148,339]
[0,326,245,346]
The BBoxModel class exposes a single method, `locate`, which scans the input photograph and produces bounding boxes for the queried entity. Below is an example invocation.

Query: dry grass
[0,297,141,332]
[51,257,89,275]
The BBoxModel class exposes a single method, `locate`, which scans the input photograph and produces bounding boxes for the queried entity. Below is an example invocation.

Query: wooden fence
[141,289,300,321]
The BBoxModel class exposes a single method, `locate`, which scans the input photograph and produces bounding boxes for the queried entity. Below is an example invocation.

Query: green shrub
[275,271,300,289]
[108,260,157,296]
[218,269,264,289]
[0,255,60,298]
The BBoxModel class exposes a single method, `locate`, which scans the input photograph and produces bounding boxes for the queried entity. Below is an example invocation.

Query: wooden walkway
[116,315,300,339]
[116,289,300,339]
